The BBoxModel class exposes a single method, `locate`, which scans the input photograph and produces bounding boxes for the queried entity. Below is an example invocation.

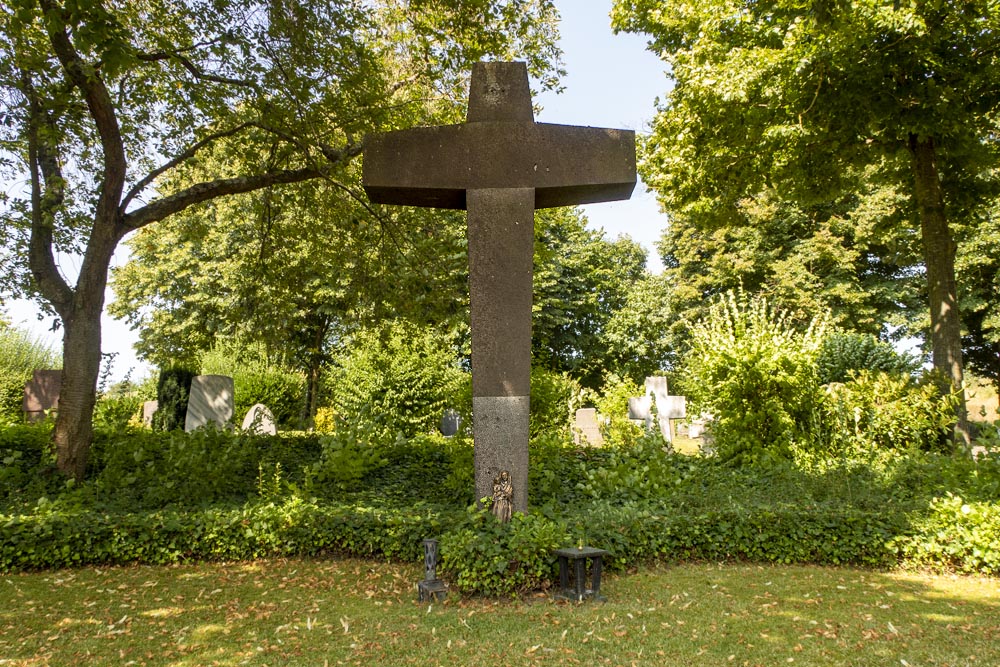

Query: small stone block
[417,579,448,602]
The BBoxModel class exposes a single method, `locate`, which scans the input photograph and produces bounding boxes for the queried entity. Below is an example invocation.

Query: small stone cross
[363,62,636,513]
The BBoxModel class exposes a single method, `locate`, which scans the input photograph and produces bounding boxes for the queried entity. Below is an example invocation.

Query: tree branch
[22,71,74,313]
[135,50,255,87]
[123,167,322,229]
[39,0,127,222]
[121,122,256,211]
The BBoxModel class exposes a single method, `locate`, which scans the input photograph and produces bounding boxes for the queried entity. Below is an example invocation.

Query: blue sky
[6,1,672,382]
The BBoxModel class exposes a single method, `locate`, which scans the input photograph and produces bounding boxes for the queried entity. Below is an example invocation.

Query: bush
[817,331,920,384]
[153,368,196,431]
[0,325,60,422]
[325,323,467,443]
[812,371,957,458]
[529,366,586,437]
[594,374,645,445]
[680,291,827,464]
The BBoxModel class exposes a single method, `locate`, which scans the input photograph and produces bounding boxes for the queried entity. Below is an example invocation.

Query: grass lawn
[2,559,998,667]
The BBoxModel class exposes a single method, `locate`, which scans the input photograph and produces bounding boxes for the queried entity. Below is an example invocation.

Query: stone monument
[22,369,61,422]
[241,403,277,435]
[364,61,636,513]
[184,375,235,432]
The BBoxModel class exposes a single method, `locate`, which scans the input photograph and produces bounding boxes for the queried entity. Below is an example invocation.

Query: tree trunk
[53,302,104,480]
[909,134,971,448]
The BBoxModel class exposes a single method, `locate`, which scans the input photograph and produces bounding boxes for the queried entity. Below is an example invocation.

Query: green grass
[2,559,998,666]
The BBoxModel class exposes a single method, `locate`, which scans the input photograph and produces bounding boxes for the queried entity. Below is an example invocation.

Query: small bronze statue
[491,470,513,523]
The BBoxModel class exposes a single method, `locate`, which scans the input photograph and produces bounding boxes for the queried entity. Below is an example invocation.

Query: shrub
[325,323,467,443]
[817,331,920,384]
[812,371,957,458]
[680,291,827,464]
[594,374,645,445]
[153,368,196,431]
[200,343,305,429]
[0,325,60,422]
[529,366,586,437]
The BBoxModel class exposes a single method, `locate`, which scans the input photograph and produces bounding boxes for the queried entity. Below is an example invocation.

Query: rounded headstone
[241,403,277,435]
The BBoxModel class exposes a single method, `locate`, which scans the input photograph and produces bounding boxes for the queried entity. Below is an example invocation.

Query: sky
[4,1,672,383]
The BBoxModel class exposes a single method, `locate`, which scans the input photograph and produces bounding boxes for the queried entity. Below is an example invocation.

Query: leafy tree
[613,0,1000,445]
[658,181,925,356]
[0,0,562,479]
[532,207,651,388]
[958,204,1000,396]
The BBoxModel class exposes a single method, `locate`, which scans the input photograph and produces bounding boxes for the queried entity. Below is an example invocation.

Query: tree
[531,207,651,388]
[0,0,562,479]
[109,162,469,422]
[613,0,1000,445]
[658,179,925,356]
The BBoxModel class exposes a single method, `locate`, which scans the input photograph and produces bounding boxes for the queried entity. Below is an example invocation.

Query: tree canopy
[613,0,1000,444]
[0,0,563,478]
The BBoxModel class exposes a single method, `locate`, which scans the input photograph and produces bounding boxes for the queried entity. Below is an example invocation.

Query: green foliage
[440,509,568,596]
[817,331,920,385]
[681,291,827,464]
[528,366,586,438]
[812,371,958,459]
[326,323,467,443]
[305,411,390,496]
[5,422,1000,591]
[891,493,1000,574]
[153,368,195,432]
[593,374,645,445]
[0,324,59,422]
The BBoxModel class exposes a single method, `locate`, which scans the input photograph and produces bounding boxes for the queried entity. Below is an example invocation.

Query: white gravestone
[142,400,158,428]
[628,376,686,442]
[184,375,235,432]
[241,403,277,435]
[573,408,604,446]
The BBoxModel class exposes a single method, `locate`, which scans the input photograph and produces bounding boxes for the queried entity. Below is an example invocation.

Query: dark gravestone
[23,369,61,422]
[364,62,636,513]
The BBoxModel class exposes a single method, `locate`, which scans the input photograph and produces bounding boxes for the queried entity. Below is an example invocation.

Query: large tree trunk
[54,301,104,480]
[909,135,971,448]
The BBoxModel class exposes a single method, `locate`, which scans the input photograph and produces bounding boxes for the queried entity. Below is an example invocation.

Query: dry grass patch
[2,559,999,666]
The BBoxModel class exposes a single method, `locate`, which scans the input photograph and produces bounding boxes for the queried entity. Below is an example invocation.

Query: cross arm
[363,122,636,210]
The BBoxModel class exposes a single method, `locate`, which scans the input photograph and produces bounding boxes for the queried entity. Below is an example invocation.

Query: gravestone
[440,409,462,437]
[573,408,604,446]
[364,61,635,513]
[628,376,686,442]
[241,403,277,435]
[184,375,234,432]
[22,369,61,422]
[142,400,159,428]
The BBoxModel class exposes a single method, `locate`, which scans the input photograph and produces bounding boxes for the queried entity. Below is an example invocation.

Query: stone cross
[363,62,636,513]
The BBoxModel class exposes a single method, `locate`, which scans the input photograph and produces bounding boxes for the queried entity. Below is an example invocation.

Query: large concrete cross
[363,62,636,513]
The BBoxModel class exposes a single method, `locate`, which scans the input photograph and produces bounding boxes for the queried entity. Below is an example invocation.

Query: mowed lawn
[2,559,999,666]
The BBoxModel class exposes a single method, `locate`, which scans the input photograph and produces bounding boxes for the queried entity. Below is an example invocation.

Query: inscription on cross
[363,62,636,514]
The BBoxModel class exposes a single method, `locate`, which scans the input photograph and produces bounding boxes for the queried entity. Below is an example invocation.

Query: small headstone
[184,375,234,432]
[573,408,604,446]
[22,369,61,422]
[241,403,277,435]
[627,376,686,442]
[142,400,159,428]
[440,409,462,437]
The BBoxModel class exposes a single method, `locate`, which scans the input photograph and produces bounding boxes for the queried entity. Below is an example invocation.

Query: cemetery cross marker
[363,62,636,513]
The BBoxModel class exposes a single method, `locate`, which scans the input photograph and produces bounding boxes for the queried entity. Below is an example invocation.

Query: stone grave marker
[142,400,159,428]
[573,408,604,446]
[184,375,234,432]
[22,369,61,422]
[364,61,635,513]
[628,376,686,442]
[241,403,277,435]
[440,409,462,437]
